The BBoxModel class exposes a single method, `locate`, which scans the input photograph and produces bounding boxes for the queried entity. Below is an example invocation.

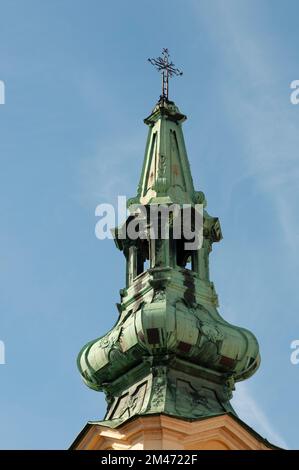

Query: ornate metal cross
[148,48,183,100]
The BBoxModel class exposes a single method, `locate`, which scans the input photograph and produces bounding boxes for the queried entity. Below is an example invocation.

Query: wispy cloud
[193,0,299,256]
[75,133,143,209]
[232,382,288,449]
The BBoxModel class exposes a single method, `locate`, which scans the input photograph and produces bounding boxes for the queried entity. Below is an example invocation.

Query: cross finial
[148,48,183,100]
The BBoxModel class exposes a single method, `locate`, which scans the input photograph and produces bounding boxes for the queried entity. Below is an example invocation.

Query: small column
[198,239,211,281]
[128,245,137,285]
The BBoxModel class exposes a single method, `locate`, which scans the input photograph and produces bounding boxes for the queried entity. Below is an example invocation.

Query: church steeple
[134,49,194,205]
[134,98,195,206]
[77,54,260,430]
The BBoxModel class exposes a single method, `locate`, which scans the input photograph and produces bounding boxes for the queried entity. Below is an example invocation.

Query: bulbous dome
[78,269,260,394]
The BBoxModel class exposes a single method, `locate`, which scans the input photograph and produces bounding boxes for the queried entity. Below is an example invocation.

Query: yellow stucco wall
[73,414,274,450]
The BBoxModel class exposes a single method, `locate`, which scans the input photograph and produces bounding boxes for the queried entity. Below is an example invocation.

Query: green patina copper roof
[134,98,195,205]
[77,95,260,427]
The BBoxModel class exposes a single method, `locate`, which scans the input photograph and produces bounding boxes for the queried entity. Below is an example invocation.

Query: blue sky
[0,0,298,449]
